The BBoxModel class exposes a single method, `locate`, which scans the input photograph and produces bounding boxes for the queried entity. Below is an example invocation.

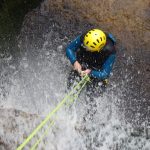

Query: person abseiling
[66,28,116,93]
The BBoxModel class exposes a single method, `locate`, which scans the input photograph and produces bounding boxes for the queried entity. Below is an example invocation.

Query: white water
[0,5,150,150]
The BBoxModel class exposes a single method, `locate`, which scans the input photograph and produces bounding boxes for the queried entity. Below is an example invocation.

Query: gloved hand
[80,69,91,77]
[73,61,82,74]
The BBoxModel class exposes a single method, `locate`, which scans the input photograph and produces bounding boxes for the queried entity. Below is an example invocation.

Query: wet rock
[0,0,149,149]
[0,138,10,150]
[44,0,150,53]
[0,108,39,149]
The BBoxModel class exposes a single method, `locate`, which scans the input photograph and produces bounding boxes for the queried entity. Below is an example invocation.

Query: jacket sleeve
[66,35,82,64]
[90,53,116,80]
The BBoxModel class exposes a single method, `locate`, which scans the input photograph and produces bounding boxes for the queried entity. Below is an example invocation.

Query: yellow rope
[30,120,55,150]
[17,75,90,150]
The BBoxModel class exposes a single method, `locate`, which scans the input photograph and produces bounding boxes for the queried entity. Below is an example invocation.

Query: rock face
[43,0,150,54]
[0,108,39,150]
[0,1,149,149]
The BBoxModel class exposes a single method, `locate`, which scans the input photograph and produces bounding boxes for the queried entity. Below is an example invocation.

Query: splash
[0,4,149,150]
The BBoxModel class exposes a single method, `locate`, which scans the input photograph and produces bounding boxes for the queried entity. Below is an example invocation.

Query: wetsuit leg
[86,78,106,99]
[67,70,81,89]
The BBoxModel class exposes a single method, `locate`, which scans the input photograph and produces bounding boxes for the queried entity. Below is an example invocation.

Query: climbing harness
[17,75,90,150]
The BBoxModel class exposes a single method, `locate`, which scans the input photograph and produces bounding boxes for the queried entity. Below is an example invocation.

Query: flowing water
[0,3,150,150]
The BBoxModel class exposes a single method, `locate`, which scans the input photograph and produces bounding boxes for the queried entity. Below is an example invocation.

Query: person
[66,28,116,96]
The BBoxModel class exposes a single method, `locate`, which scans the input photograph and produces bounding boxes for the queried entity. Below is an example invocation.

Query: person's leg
[83,79,99,122]
[67,70,81,90]
[86,78,105,98]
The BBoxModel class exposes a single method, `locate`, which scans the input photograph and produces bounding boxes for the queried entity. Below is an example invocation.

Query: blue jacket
[66,33,116,80]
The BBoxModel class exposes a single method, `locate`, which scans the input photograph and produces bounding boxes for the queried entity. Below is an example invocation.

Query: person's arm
[66,35,82,64]
[90,53,116,80]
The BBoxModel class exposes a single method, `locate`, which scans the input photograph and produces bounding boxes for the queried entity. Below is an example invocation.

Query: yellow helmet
[83,29,106,52]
